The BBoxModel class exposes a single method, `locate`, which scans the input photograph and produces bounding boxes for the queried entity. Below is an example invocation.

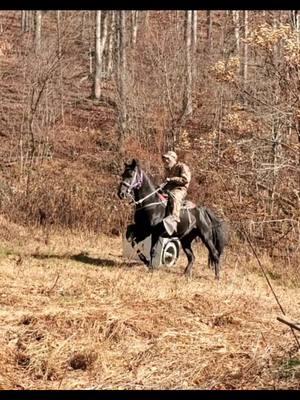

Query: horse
[117,159,228,279]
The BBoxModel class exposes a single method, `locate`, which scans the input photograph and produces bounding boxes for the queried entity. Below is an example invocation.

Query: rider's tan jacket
[164,162,191,191]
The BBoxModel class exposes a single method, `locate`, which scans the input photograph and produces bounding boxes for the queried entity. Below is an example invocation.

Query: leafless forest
[0,10,299,389]
[1,11,300,266]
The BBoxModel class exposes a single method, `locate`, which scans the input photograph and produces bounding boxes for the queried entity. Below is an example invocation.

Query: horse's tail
[204,207,228,266]
[195,206,228,269]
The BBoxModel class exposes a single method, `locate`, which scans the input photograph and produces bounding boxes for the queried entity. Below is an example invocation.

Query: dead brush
[68,350,97,371]
[0,226,299,389]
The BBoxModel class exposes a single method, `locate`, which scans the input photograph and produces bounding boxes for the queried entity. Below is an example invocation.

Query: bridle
[120,168,167,208]
[121,169,144,192]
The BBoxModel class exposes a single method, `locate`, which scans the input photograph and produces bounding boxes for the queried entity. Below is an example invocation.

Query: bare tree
[35,11,42,54]
[232,10,240,53]
[56,11,64,123]
[106,11,115,78]
[81,11,87,43]
[94,10,108,100]
[242,10,248,91]
[206,10,212,50]
[88,11,93,75]
[270,117,283,215]
[192,10,197,51]
[144,11,149,31]
[183,10,193,118]
[131,10,139,46]
[0,12,3,33]
[116,11,127,141]
[21,10,33,32]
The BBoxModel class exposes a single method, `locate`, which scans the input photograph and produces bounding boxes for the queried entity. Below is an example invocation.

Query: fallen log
[277,316,300,332]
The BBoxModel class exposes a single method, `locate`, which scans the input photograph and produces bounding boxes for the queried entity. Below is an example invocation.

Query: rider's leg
[170,188,186,223]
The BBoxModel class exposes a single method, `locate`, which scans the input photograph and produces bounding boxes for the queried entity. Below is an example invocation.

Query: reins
[120,168,167,208]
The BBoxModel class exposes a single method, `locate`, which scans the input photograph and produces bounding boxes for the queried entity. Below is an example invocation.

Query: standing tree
[242,10,248,92]
[206,10,212,50]
[94,10,108,100]
[131,10,139,46]
[106,11,116,78]
[182,10,193,119]
[232,10,240,53]
[115,10,127,142]
[35,11,42,54]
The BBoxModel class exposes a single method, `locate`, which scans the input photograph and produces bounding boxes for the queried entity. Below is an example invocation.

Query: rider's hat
[162,151,178,162]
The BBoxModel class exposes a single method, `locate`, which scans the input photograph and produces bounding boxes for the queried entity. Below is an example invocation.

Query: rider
[161,150,191,232]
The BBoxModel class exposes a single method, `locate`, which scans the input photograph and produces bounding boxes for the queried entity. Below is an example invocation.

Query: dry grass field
[0,216,299,390]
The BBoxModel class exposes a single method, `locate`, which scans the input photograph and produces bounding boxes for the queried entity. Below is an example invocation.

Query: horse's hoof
[184,270,192,279]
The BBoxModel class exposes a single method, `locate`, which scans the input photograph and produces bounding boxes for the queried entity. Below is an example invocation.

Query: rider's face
[162,157,176,169]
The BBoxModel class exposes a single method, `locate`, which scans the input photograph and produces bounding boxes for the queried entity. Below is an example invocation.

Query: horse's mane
[141,167,160,189]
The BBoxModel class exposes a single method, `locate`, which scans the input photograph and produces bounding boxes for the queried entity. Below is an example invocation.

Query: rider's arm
[166,164,191,186]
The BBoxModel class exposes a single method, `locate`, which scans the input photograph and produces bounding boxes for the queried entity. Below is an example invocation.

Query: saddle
[159,193,195,210]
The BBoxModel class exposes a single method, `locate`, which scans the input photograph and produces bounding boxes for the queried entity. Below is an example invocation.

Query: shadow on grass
[31,251,141,268]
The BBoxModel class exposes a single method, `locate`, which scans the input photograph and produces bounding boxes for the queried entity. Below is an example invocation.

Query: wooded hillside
[0,10,299,272]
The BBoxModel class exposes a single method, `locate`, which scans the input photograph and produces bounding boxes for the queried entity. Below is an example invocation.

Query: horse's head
[118,159,143,200]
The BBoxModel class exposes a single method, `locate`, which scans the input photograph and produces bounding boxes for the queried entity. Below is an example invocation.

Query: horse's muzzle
[117,186,126,199]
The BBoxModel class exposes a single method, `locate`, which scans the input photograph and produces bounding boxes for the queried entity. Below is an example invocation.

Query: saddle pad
[159,193,168,202]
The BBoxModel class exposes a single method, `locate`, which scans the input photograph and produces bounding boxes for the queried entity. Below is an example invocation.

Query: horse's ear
[131,159,139,168]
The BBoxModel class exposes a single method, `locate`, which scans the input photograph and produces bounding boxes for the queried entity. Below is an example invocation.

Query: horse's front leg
[149,232,160,270]
[126,224,137,242]
[126,225,151,267]
[149,221,166,270]
[136,247,150,267]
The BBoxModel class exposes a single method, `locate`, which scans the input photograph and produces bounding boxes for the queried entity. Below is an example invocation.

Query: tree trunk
[206,10,212,50]
[81,11,86,43]
[21,10,33,32]
[232,10,240,53]
[35,11,42,54]
[172,11,193,148]
[28,10,33,32]
[270,119,282,215]
[291,11,300,44]
[273,11,281,67]
[107,11,115,77]
[21,10,25,31]
[243,11,248,93]
[191,11,197,81]
[56,11,64,124]
[94,11,108,100]
[183,10,193,118]
[131,10,138,46]
[0,12,3,33]
[192,10,197,52]
[144,11,149,31]
[116,11,127,141]
[88,11,93,75]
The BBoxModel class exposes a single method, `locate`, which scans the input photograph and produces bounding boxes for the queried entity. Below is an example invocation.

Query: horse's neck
[135,172,160,205]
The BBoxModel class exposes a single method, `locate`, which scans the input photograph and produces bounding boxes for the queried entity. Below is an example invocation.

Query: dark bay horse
[117,159,227,279]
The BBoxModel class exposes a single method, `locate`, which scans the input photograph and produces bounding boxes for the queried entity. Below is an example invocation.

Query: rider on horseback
[161,151,191,233]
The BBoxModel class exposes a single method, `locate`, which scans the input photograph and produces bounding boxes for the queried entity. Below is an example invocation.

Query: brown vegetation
[0,218,299,389]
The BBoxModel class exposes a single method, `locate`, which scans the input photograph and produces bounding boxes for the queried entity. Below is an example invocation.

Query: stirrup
[163,215,177,236]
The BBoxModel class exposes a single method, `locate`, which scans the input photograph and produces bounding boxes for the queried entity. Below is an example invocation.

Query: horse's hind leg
[181,230,197,277]
[214,252,224,280]
[214,259,220,280]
